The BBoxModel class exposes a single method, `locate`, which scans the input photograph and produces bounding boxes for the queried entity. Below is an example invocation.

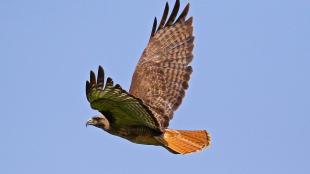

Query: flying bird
[85,0,210,154]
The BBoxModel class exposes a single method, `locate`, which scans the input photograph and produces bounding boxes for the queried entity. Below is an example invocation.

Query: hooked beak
[86,119,94,127]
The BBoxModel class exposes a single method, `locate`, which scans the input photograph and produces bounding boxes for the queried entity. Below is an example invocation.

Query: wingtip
[98,66,103,76]
[86,80,90,100]
[153,0,190,36]
[150,17,158,39]
[106,77,114,86]
[176,2,190,23]
[97,65,105,88]
[98,65,103,72]
[185,2,190,9]
[90,70,96,85]
[175,0,180,7]
[115,84,122,90]
[157,2,169,32]
[164,2,169,13]
[165,0,180,26]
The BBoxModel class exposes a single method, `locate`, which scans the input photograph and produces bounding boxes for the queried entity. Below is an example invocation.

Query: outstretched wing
[86,66,160,131]
[129,0,194,128]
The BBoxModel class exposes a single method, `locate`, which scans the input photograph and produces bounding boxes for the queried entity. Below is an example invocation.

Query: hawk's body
[86,0,210,154]
[107,126,161,145]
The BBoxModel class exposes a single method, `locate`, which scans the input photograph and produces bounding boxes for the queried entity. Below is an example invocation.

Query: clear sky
[0,0,309,173]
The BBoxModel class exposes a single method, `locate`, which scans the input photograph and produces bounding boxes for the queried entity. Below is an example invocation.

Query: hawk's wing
[86,66,160,131]
[129,0,194,128]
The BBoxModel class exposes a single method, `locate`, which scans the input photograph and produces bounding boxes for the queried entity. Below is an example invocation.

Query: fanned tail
[157,129,211,154]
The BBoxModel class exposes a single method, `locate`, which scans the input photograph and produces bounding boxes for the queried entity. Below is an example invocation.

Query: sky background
[0,0,309,173]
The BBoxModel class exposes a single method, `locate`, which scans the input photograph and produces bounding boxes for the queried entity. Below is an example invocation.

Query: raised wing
[129,0,194,128]
[86,66,160,131]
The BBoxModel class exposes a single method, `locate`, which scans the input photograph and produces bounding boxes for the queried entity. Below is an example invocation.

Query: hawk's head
[86,115,110,130]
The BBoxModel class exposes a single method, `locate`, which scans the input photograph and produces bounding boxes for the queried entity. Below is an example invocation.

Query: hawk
[86,0,210,154]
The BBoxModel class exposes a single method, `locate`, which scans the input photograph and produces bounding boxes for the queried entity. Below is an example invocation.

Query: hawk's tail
[158,129,211,154]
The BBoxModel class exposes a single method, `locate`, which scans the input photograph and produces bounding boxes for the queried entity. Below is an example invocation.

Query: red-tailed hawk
[86,0,210,154]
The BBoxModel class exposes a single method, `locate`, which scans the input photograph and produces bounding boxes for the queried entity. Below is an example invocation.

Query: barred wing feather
[130,0,194,128]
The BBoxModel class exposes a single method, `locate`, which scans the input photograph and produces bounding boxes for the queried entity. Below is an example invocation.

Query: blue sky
[0,0,309,173]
